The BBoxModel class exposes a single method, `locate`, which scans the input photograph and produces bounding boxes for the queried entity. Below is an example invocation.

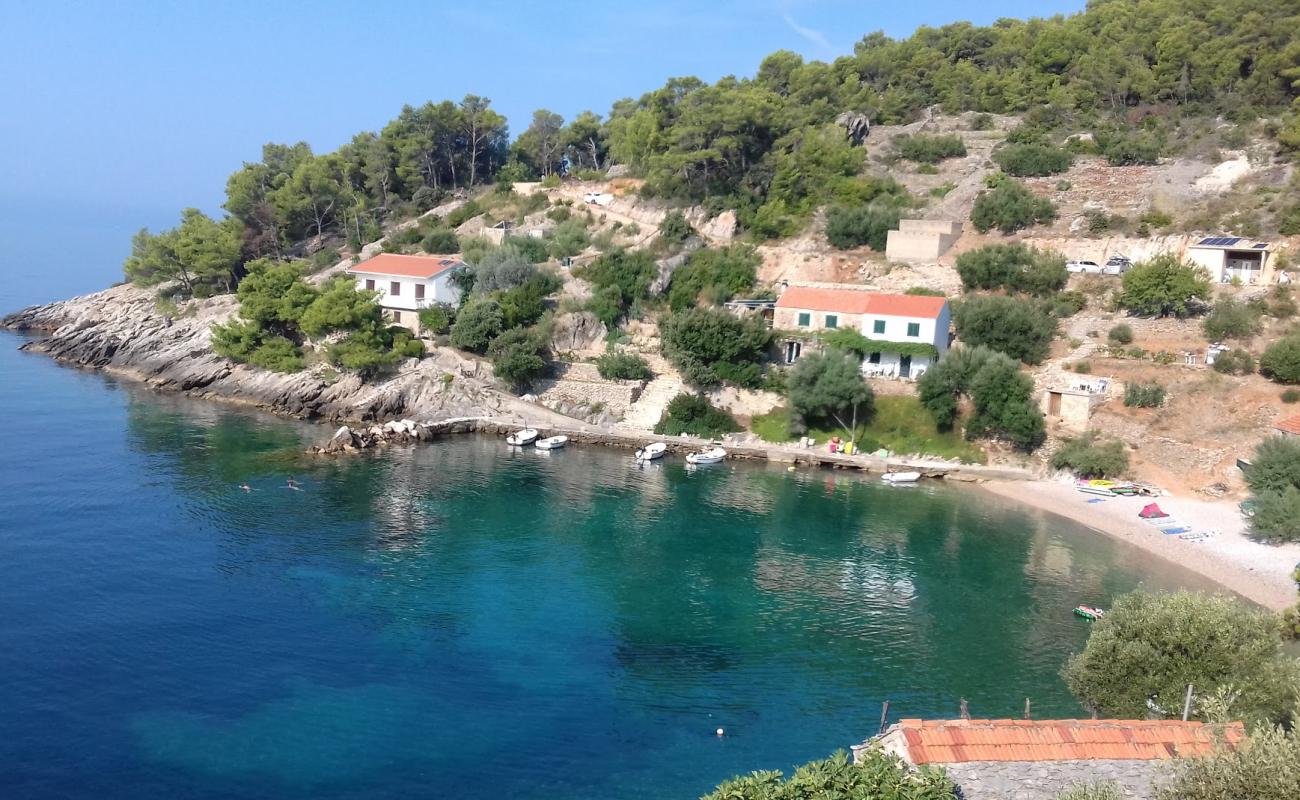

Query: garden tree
[563,110,607,172]
[954,243,1067,296]
[417,303,455,335]
[1050,432,1129,478]
[970,180,1057,234]
[952,294,1057,364]
[1202,297,1260,340]
[1243,436,1300,543]
[660,307,773,388]
[1119,255,1211,317]
[700,749,955,800]
[497,271,563,329]
[993,142,1073,176]
[1259,334,1300,383]
[488,327,549,390]
[666,245,760,311]
[786,349,876,436]
[459,94,508,188]
[516,109,566,177]
[123,208,244,295]
[449,296,505,353]
[1157,725,1300,800]
[653,393,742,437]
[572,249,657,320]
[918,346,1045,450]
[595,351,652,380]
[1062,590,1300,726]
[471,244,538,294]
[547,219,590,259]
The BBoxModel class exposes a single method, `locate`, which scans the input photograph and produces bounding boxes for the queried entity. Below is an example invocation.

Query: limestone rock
[549,312,607,355]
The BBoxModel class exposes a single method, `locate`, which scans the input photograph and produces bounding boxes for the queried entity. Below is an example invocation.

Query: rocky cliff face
[2,283,534,424]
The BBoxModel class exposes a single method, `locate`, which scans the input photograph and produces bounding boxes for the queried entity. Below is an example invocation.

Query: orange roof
[349,253,464,280]
[1275,414,1300,436]
[890,719,1244,764]
[775,286,947,319]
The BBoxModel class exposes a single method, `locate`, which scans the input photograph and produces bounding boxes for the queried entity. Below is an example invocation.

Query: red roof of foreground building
[887,719,1244,765]
[775,286,947,319]
[1274,414,1300,436]
[349,253,464,280]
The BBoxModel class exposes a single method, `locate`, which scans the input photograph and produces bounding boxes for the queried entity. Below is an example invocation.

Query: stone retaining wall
[533,362,644,420]
[946,759,1172,800]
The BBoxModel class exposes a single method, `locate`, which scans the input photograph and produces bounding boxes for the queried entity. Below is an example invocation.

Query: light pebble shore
[979,478,1300,610]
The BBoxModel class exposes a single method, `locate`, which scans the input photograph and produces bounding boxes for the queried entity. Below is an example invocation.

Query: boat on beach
[882,471,921,484]
[1073,605,1105,621]
[506,428,539,447]
[535,435,568,450]
[635,442,667,462]
[686,446,726,465]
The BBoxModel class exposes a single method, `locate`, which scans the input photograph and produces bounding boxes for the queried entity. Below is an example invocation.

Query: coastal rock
[549,311,607,355]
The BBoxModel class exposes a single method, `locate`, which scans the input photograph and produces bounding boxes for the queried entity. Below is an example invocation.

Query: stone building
[854,718,1244,800]
[885,219,963,263]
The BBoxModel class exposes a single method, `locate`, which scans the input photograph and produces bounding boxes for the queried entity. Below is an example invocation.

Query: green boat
[1073,605,1105,620]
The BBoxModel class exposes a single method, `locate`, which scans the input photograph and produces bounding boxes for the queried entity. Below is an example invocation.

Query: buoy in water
[716,727,725,737]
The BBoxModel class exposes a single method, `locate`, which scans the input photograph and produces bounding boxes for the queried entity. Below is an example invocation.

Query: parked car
[1066,260,1102,274]
[1103,255,1132,275]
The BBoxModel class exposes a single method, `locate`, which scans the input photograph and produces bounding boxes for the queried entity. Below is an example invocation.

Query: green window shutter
[825,315,838,329]
[907,322,921,337]
[797,312,810,327]
[873,319,886,334]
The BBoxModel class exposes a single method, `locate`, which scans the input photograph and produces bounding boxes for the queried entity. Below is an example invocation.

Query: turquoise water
[0,332,1215,799]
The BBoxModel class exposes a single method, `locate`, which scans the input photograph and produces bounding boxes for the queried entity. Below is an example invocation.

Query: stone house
[855,718,1244,800]
[773,285,951,379]
[1274,413,1300,438]
[885,219,963,263]
[348,253,465,335]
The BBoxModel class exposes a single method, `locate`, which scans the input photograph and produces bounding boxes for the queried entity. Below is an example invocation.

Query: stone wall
[885,220,963,263]
[533,362,644,420]
[946,759,1172,800]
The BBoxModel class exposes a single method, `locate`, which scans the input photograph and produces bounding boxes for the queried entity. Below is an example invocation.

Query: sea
[0,216,1217,799]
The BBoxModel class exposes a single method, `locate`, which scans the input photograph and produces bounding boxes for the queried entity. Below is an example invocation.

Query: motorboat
[1073,605,1105,621]
[635,442,667,462]
[685,446,726,465]
[506,428,539,447]
[881,471,921,484]
[535,435,568,450]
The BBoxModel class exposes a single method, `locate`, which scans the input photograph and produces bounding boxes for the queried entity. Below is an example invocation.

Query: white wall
[354,271,462,311]
[1186,248,1226,282]
[859,307,949,355]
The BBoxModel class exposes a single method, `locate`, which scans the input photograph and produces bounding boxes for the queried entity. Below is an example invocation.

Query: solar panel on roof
[1197,237,1220,246]
[1253,243,1268,249]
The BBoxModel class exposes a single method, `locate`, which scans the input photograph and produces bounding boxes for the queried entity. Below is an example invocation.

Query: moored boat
[686,446,726,465]
[635,442,667,462]
[1073,605,1105,621]
[506,428,539,447]
[882,471,921,484]
[535,435,568,450]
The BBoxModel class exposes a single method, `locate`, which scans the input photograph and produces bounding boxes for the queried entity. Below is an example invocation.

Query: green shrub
[572,249,657,322]
[417,303,455,335]
[993,143,1073,176]
[700,749,955,800]
[1158,726,1300,800]
[954,243,1067,296]
[1063,590,1300,726]
[825,203,902,250]
[1282,388,1300,403]
[660,307,772,389]
[1119,255,1211,317]
[595,352,652,381]
[1050,432,1129,478]
[1095,128,1163,166]
[449,297,504,352]
[969,113,994,131]
[653,393,741,437]
[1107,323,1134,345]
[246,336,305,372]
[1123,382,1166,407]
[1073,361,1091,373]
[1280,205,1300,236]
[1202,298,1260,340]
[1048,290,1087,317]
[1211,348,1255,375]
[445,200,481,228]
[918,346,1045,450]
[658,210,694,246]
[420,228,459,254]
[1244,436,1300,543]
[1059,783,1125,800]
[548,219,590,259]
[970,181,1057,234]
[786,349,876,435]
[895,133,967,163]
[1260,335,1300,384]
[667,245,760,311]
[488,327,549,390]
[1139,209,1173,229]
[905,286,945,296]
[501,235,549,264]
[953,295,1057,364]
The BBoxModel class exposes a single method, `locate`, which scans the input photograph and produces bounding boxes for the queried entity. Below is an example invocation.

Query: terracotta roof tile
[889,719,1244,765]
[349,253,464,280]
[775,286,948,319]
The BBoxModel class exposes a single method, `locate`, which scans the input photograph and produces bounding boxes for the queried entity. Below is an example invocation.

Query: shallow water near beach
[0,332,1219,799]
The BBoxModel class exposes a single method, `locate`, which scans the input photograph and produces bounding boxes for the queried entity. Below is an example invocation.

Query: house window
[364,278,375,291]
[390,281,401,296]
[392,311,402,324]
[872,319,886,335]
[907,322,921,337]
[868,352,881,365]
[415,284,425,301]
[825,315,838,329]
[797,312,810,327]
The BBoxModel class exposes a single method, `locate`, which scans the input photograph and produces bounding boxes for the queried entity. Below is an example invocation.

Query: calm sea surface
[0,331,1217,799]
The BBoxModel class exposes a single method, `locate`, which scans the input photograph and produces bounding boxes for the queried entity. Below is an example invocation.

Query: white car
[1066,260,1102,274]
[1102,256,1132,275]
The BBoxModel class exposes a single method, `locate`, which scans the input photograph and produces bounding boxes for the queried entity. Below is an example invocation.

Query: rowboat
[635,442,667,462]
[686,447,726,465]
[882,471,921,484]
[506,428,539,447]
[535,435,568,450]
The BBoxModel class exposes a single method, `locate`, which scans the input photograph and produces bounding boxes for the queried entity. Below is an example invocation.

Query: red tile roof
[349,253,463,280]
[1275,414,1300,436]
[889,719,1244,764]
[775,286,947,319]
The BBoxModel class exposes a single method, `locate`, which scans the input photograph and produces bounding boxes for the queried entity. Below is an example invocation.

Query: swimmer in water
[286,476,301,491]
[240,483,252,493]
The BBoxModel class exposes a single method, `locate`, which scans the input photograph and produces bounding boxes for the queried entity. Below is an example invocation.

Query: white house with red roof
[348,253,465,334]
[773,285,951,379]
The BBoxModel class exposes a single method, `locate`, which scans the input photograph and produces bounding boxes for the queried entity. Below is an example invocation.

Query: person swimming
[286,476,301,491]
[240,483,252,493]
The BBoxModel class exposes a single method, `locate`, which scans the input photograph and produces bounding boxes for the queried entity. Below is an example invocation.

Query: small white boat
[635,442,667,462]
[535,435,568,451]
[506,428,539,447]
[881,471,921,484]
[686,446,726,465]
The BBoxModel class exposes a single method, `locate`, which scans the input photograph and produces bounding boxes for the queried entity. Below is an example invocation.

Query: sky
[0,0,1085,308]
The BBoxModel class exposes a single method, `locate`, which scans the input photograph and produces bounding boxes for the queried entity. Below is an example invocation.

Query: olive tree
[786,348,875,436]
